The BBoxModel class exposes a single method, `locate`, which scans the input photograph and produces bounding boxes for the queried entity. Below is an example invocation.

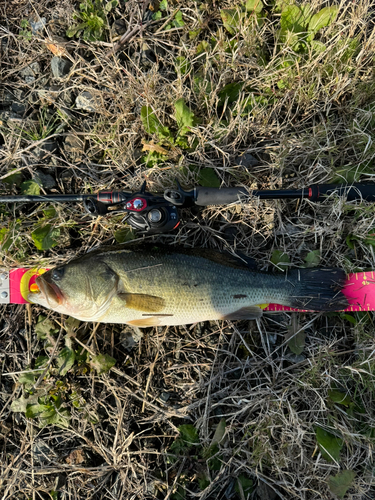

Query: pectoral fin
[118,292,165,312]
[221,306,263,320]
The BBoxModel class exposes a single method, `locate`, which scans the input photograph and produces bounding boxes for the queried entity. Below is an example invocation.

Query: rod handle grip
[195,187,249,206]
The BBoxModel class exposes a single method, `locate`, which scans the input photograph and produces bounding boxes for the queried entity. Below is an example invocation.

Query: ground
[1,0,375,498]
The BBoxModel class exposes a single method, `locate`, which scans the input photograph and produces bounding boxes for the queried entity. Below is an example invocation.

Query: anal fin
[221,306,263,321]
[127,317,162,327]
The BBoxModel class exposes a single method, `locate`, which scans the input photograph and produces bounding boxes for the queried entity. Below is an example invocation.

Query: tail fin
[286,268,347,311]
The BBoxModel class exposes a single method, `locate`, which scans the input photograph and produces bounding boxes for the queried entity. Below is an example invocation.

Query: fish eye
[51,267,65,281]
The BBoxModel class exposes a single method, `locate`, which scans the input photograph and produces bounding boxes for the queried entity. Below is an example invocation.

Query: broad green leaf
[189,29,201,40]
[173,11,184,28]
[26,403,50,419]
[170,424,199,456]
[328,470,356,499]
[0,228,15,252]
[315,427,343,462]
[311,40,326,53]
[207,444,221,470]
[31,224,60,251]
[20,180,41,195]
[160,0,168,10]
[271,250,290,271]
[246,0,263,13]
[196,41,210,54]
[198,168,220,188]
[274,0,294,12]
[105,0,118,12]
[220,9,242,35]
[304,250,320,267]
[56,347,75,376]
[66,22,88,38]
[35,357,48,371]
[91,353,116,374]
[152,10,162,20]
[43,207,57,218]
[211,418,226,446]
[140,106,171,140]
[35,316,59,339]
[179,424,199,445]
[328,389,351,407]
[198,474,210,490]
[11,394,39,413]
[18,372,37,386]
[218,82,244,106]
[3,170,23,186]
[340,313,357,325]
[235,474,253,496]
[174,99,196,136]
[280,5,307,34]
[114,226,135,243]
[307,6,338,41]
[40,407,70,428]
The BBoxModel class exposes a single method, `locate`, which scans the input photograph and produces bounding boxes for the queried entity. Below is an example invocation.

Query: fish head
[28,257,119,321]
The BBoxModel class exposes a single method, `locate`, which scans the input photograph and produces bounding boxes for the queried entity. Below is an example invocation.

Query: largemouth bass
[28,245,347,327]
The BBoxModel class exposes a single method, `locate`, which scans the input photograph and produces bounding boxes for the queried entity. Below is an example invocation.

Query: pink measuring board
[2,269,374,313]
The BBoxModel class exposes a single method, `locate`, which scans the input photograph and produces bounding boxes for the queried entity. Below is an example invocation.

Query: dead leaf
[141,140,169,155]
[65,448,86,465]
[45,42,67,57]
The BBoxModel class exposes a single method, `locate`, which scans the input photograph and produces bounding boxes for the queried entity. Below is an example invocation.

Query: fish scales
[98,250,286,324]
[29,245,348,326]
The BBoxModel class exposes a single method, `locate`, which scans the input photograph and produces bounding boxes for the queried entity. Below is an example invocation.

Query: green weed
[11,316,116,428]
[67,0,118,41]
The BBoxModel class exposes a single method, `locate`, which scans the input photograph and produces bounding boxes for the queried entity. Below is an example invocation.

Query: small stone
[30,17,47,35]
[267,333,277,345]
[285,353,306,364]
[0,111,23,127]
[140,43,156,68]
[114,19,126,35]
[37,86,60,104]
[75,91,100,112]
[33,439,57,465]
[11,102,27,115]
[64,134,85,161]
[160,392,170,402]
[257,480,278,500]
[36,140,58,159]
[0,89,13,105]
[20,62,40,84]
[51,56,72,79]
[120,327,143,349]
[234,152,259,168]
[34,170,56,189]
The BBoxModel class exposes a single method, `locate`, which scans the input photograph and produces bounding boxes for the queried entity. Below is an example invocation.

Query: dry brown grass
[1,0,375,498]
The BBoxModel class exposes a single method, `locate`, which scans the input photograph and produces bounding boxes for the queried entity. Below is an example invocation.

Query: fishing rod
[2,181,375,235]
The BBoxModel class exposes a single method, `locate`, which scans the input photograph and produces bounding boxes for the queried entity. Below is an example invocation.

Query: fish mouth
[34,275,65,307]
